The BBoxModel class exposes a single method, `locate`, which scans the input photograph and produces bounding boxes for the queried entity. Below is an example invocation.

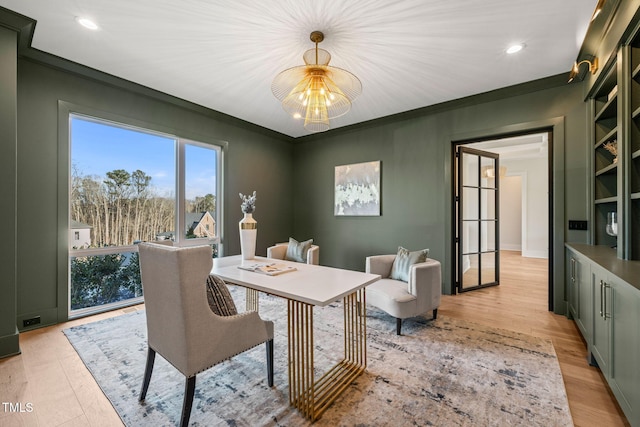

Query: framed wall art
[334,160,381,216]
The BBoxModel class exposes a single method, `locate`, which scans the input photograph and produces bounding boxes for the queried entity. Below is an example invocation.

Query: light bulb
[293,113,301,119]
[76,16,99,30]
[506,44,524,54]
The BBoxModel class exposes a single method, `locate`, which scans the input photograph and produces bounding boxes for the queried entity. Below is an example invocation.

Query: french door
[455,146,500,293]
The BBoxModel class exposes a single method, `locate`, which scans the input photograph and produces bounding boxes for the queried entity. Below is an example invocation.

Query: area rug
[64,286,573,426]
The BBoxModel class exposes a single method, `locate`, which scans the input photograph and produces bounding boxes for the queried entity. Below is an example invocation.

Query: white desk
[211,256,380,421]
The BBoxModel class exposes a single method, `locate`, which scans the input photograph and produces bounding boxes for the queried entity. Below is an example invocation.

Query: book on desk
[237,262,297,276]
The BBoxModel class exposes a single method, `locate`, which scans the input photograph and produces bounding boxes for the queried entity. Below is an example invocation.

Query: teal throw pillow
[285,237,313,263]
[389,246,429,282]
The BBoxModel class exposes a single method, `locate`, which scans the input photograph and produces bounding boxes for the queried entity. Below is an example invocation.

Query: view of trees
[70,252,141,310]
[72,166,172,246]
[71,166,216,247]
[70,166,217,310]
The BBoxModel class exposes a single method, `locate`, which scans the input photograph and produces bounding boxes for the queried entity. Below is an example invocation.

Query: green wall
[0,25,19,357]
[14,58,295,331]
[292,77,590,308]
[0,7,597,358]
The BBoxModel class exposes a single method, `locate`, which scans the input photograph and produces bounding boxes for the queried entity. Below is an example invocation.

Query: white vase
[239,212,257,259]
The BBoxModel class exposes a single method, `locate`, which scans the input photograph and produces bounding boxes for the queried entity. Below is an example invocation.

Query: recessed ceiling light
[506,44,525,54]
[75,17,99,30]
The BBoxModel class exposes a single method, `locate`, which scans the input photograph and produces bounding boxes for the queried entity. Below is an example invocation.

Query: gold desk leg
[246,288,259,312]
[288,288,366,421]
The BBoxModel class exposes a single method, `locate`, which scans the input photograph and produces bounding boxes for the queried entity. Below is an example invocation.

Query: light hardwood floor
[0,251,630,426]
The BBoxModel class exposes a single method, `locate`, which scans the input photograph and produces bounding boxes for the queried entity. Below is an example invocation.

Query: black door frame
[451,129,555,311]
[455,146,501,293]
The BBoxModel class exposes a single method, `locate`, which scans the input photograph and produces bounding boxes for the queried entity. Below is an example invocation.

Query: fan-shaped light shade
[272,32,362,132]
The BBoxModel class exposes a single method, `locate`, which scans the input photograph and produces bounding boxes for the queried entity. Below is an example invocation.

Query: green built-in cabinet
[628,38,640,260]
[592,56,619,250]
[571,5,640,425]
[590,31,640,260]
[566,249,591,344]
[566,244,640,426]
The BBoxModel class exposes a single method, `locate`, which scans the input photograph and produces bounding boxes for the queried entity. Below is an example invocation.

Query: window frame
[59,103,227,320]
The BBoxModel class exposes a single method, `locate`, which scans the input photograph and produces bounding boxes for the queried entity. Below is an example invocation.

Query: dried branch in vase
[603,140,618,163]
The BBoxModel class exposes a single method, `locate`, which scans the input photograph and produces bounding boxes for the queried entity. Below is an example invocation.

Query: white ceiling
[0,0,597,138]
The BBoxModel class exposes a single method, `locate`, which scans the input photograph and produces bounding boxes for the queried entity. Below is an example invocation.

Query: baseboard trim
[501,244,522,251]
[522,250,548,259]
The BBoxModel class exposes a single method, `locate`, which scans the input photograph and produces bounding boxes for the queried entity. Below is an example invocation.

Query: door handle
[603,282,611,320]
[600,279,604,318]
[572,258,576,282]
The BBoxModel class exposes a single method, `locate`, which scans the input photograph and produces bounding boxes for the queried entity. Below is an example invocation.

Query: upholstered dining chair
[267,237,319,265]
[365,250,441,335]
[137,242,274,427]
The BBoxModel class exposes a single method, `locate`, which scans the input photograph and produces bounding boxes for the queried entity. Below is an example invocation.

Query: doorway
[452,131,552,308]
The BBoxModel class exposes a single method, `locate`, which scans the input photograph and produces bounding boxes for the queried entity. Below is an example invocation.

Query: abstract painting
[334,161,381,216]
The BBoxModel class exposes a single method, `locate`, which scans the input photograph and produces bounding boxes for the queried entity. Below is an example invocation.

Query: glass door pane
[456,146,500,293]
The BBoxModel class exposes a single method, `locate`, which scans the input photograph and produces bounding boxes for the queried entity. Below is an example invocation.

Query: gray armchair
[365,254,441,335]
[137,242,274,427]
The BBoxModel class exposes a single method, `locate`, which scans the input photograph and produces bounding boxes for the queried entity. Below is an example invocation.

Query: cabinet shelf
[633,149,640,159]
[595,197,618,204]
[634,62,640,79]
[633,105,640,119]
[595,128,618,148]
[595,95,618,121]
[595,162,618,176]
[632,192,640,200]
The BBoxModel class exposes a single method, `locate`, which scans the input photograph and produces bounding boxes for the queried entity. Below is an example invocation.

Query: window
[69,114,223,316]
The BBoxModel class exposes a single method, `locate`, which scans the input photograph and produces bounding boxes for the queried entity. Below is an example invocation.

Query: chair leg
[180,376,196,427]
[266,339,274,387]
[396,318,402,335]
[139,347,156,401]
[433,308,438,320]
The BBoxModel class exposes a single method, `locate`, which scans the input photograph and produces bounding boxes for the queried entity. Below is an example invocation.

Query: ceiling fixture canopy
[272,31,362,133]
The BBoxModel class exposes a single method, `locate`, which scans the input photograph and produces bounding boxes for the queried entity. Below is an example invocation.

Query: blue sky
[71,116,217,199]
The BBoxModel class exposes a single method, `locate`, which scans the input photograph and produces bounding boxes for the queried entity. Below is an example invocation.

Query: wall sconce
[568,58,598,83]
[481,166,507,179]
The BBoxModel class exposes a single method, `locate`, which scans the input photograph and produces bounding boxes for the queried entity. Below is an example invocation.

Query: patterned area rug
[64,286,573,426]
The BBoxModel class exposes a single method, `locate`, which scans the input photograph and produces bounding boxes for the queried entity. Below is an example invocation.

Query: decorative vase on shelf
[606,211,618,237]
[239,191,257,260]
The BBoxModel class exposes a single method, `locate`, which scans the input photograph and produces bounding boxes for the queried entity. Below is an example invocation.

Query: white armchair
[137,242,274,427]
[267,239,319,265]
[365,254,441,335]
